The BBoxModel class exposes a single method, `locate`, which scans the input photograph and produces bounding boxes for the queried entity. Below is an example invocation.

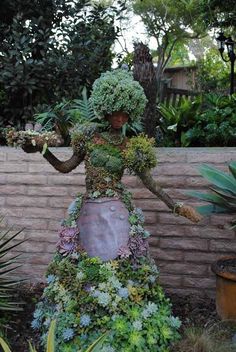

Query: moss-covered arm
[138,169,202,223]
[42,149,84,173]
[22,144,84,173]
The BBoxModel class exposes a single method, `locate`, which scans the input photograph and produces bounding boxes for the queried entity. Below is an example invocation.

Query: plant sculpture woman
[8,69,201,352]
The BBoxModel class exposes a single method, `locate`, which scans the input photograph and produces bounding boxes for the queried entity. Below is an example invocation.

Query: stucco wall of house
[1,147,236,297]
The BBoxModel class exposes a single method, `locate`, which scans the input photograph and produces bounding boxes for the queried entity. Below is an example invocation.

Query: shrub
[158,93,236,147]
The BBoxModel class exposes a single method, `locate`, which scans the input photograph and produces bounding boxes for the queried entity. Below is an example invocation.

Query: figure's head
[106,111,129,129]
[89,69,147,122]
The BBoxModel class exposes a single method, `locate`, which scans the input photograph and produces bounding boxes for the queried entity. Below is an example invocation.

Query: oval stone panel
[77,197,130,261]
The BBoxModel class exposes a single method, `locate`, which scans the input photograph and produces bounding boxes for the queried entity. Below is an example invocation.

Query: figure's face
[107,111,129,129]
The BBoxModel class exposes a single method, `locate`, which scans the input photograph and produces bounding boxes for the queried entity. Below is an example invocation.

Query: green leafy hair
[89,69,147,121]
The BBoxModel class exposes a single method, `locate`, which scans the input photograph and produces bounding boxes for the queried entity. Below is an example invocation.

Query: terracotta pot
[211,256,236,320]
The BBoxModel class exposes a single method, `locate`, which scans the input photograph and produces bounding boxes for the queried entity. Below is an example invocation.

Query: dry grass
[172,321,236,352]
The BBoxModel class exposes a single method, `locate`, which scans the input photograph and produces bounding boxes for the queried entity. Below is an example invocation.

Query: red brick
[158,212,209,225]
[0,197,5,206]
[0,175,6,183]
[185,176,209,187]
[19,253,53,265]
[165,287,214,298]
[135,199,168,211]
[0,150,6,161]
[186,151,235,163]
[160,238,208,251]
[152,164,197,176]
[185,226,235,239]
[143,211,157,224]
[67,186,86,196]
[157,262,207,276]
[13,240,46,253]
[153,176,187,188]
[1,207,24,217]
[150,248,184,261]
[14,264,47,281]
[23,207,65,219]
[28,163,55,173]
[0,162,27,172]
[48,220,62,231]
[159,274,182,287]
[210,214,233,226]
[7,217,48,230]
[122,175,138,188]
[209,240,236,252]
[27,186,68,196]
[148,236,160,247]
[155,224,186,237]
[183,276,215,289]
[184,251,221,263]
[24,230,57,243]
[157,150,187,163]
[7,174,47,184]
[47,175,85,185]
[6,196,48,207]
[48,197,74,208]
[71,163,85,174]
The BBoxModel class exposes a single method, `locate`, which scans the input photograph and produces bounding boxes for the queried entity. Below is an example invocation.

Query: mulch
[1,284,219,352]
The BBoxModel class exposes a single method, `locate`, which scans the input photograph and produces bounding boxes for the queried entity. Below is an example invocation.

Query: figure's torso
[84,132,128,196]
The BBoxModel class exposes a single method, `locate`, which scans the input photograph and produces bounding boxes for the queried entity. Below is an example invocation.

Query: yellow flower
[128,286,143,303]
[110,260,119,269]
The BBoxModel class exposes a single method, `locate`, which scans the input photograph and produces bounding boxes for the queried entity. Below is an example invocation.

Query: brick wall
[1,146,236,296]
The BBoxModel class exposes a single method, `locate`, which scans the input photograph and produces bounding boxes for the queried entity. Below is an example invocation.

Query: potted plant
[188,161,236,319]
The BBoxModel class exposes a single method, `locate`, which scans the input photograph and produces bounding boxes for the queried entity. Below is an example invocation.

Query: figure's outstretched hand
[174,203,202,223]
[22,143,42,153]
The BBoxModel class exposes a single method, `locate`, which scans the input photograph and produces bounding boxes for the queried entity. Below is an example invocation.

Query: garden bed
[2,283,233,352]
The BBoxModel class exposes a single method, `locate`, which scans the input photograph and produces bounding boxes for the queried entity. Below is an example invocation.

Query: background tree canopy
[0,0,125,128]
[200,0,236,30]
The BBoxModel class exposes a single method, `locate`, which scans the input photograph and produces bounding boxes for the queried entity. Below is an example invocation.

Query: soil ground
[0,284,233,352]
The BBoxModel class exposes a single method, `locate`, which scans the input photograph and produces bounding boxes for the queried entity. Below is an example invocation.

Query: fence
[160,86,199,107]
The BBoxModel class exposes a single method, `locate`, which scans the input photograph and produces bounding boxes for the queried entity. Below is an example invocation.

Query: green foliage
[0,220,24,312]
[200,0,236,30]
[123,134,157,173]
[89,144,124,175]
[32,252,180,352]
[157,96,202,147]
[188,162,236,229]
[0,320,107,352]
[158,93,236,147]
[0,0,122,128]
[195,47,230,93]
[89,69,148,121]
[185,93,236,147]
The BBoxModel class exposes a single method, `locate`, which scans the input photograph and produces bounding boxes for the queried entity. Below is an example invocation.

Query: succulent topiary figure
[8,69,201,351]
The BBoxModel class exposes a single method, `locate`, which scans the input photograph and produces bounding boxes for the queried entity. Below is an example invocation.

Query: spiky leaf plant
[188,161,236,229]
[0,219,24,311]
[0,319,107,352]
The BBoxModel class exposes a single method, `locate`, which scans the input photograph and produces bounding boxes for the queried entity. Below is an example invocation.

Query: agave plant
[0,220,24,311]
[0,320,107,352]
[188,161,236,229]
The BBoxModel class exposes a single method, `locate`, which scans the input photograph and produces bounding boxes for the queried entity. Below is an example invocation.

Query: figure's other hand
[174,203,202,223]
[22,143,42,153]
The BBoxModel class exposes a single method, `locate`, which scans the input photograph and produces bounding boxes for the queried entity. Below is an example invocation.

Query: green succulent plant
[188,161,236,229]
[0,320,107,352]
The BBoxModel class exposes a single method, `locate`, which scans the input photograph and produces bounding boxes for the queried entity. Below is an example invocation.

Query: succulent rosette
[89,69,147,121]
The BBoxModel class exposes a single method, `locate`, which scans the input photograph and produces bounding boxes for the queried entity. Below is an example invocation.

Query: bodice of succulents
[84,133,127,194]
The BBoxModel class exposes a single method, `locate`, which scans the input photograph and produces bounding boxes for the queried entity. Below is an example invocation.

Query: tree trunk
[133,42,158,138]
